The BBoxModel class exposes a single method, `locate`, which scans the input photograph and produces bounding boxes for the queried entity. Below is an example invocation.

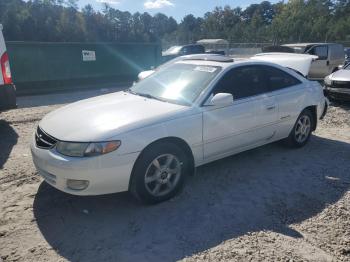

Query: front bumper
[30,135,139,195]
[0,84,16,110]
[324,84,350,101]
[325,89,350,101]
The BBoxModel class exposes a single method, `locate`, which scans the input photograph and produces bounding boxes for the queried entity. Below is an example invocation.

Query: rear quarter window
[263,66,302,92]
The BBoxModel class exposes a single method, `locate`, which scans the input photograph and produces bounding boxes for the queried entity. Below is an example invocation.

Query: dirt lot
[0,92,350,262]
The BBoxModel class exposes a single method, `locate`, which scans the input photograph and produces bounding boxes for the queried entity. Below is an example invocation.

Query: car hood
[39,91,187,142]
[252,53,318,77]
[329,69,350,81]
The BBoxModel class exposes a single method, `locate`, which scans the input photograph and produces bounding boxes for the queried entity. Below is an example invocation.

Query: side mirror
[208,93,233,107]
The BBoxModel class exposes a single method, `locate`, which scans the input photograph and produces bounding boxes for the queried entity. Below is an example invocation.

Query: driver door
[202,65,277,160]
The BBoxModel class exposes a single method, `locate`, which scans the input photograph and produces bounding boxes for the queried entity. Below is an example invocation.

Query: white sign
[82,50,96,61]
[194,66,217,73]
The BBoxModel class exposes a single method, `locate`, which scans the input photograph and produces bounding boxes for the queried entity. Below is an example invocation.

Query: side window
[263,66,301,91]
[308,45,328,60]
[193,45,204,53]
[181,46,190,55]
[213,66,268,99]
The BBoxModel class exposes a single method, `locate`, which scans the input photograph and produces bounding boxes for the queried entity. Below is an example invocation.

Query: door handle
[326,60,329,66]
[266,105,276,110]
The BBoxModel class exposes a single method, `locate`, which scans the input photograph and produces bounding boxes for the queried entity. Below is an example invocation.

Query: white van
[263,43,345,80]
[283,43,345,79]
[0,24,16,110]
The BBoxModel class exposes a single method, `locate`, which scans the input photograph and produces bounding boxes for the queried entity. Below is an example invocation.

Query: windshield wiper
[137,93,166,102]
[126,89,166,102]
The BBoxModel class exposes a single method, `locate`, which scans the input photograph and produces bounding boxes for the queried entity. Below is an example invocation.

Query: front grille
[35,127,58,149]
[332,81,350,89]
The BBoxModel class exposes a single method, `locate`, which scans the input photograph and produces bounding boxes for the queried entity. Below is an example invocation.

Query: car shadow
[329,99,350,110]
[0,120,18,169]
[33,135,350,262]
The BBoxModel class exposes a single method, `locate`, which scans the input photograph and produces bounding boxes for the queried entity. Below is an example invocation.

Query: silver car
[324,62,350,101]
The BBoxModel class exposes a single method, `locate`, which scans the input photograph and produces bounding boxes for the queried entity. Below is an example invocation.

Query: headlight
[324,76,332,86]
[56,141,121,157]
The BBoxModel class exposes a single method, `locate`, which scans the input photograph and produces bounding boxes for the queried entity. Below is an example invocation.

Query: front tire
[130,142,188,204]
[285,109,314,148]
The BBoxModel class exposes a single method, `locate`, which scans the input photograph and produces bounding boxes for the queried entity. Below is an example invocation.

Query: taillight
[1,52,12,84]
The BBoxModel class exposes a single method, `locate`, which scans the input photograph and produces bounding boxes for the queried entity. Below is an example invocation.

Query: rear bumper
[0,84,16,110]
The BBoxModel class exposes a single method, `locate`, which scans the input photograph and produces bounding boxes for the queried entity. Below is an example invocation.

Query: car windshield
[288,46,306,53]
[130,63,221,106]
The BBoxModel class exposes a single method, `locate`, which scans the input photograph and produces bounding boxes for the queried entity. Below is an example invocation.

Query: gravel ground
[0,92,350,262]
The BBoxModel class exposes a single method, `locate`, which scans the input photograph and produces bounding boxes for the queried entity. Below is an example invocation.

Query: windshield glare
[131,63,221,105]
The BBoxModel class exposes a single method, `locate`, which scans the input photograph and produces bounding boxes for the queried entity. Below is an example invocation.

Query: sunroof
[183,54,234,63]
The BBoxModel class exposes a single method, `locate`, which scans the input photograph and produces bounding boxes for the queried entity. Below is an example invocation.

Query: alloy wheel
[144,154,182,197]
[295,115,311,143]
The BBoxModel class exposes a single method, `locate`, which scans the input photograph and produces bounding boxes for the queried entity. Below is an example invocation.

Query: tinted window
[213,66,268,99]
[192,45,205,53]
[181,46,190,55]
[263,66,301,91]
[308,45,328,60]
[182,45,204,55]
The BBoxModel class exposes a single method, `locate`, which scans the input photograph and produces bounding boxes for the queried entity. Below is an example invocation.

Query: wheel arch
[128,136,196,190]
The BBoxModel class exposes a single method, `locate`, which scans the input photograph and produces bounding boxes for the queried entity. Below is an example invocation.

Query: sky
[78,0,279,21]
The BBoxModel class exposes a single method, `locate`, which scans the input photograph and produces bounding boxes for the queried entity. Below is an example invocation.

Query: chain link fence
[163,41,350,57]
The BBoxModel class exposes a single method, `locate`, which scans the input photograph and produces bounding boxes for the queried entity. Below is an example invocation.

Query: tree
[1,0,350,45]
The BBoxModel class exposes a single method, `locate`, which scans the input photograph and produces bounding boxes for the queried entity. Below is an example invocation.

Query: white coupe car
[31,54,328,204]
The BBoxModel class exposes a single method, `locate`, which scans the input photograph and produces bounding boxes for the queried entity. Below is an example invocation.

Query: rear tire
[285,109,314,148]
[130,142,188,204]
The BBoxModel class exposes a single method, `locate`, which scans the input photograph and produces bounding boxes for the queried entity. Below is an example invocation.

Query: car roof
[177,57,266,70]
[175,54,236,68]
[283,43,338,47]
[175,54,313,77]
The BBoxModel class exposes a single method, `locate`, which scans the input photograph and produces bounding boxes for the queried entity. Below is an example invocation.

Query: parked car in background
[31,54,328,204]
[0,24,16,110]
[196,38,229,55]
[345,48,350,64]
[263,43,344,80]
[162,44,205,63]
[324,62,350,101]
